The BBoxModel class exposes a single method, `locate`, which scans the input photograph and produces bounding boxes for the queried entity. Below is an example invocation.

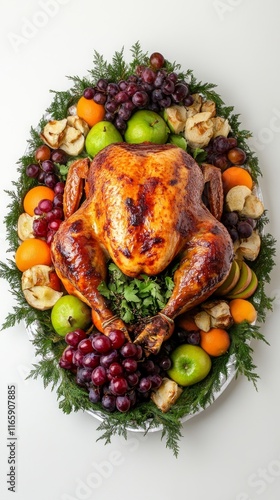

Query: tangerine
[222,166,253,194]
[23,186,55,216]
[229,298,257,324]
[15,238,52,272]
[76,96,105,128]
[176,313,199,332]
[200,328,231,357]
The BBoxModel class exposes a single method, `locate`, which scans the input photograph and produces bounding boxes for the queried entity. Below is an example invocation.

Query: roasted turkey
[51,143,233,354]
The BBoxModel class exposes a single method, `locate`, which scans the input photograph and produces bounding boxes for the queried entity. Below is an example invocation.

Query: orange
[222,166,253,194]
[76,96,105,128]
[176,313,199,332]
[229,298,257,324]
[23,186,55,216]
[200,328,231,357]
[15,238,52,272]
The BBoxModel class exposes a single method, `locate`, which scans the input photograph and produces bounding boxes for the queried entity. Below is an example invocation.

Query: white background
[0,1,280,499]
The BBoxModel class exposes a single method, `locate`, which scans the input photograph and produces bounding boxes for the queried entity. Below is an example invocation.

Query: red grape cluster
[82,52,193,134]
[204,135,247,171]
[59,328,171,413]
[25,144,67,244]
[33,182,65,244]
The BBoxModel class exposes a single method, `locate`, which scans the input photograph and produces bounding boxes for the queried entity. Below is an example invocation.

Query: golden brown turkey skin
[86,143,206,277]
[51,143,233,352]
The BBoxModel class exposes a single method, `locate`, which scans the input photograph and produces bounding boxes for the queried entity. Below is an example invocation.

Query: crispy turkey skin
[51,143,233,353]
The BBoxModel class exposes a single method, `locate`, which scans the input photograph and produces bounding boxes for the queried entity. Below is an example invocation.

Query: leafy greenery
[0,42,276,456]
[98,262,175,324]
[229,322,269,388]
[192,147,208,164]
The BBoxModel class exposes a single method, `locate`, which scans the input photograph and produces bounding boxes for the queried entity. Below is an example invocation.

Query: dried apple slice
[40,119,67,148]
[213,116,231,138]
[66,115,89,136]
[22,265,62,310]
[59,126,85,156]
[163,105,187,134]
[235,231,261,261]
[23,286,63,310]
[151,378,183,413]
[17,213,35,241]
[184,111,214,149]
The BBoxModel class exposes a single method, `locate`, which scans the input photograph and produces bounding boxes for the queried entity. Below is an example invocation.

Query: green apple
[85,121,123,157]
[168,133,187,150]
[124,110,169,144]
[51,295,92,336]
[167,344,211,386]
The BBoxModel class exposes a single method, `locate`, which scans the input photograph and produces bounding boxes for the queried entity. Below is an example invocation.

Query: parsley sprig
[98,262,175,324]
[0,42,276,456]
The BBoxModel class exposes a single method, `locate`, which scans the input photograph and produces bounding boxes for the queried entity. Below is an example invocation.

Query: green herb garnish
[97,262,175,324]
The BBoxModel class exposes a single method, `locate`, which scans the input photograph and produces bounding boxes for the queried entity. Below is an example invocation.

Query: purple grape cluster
[221,211,256,242]
[204,135,247,171]
[33,182,65,244]
[82,53,193,134]
[175,330,201,346]
[26,146,68,189]
[59,328,170,413]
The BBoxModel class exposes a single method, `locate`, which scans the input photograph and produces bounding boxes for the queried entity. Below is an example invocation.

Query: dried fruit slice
[22,265,63,310]
[23,285,63,310]
[184,111,214,149]
[17,213,35,241]
[22,264,54,289]
[163,105,187,134]
[236,231,261,261]
[225,185,251,212]
[40,119,67,148]
[151,377,183,413]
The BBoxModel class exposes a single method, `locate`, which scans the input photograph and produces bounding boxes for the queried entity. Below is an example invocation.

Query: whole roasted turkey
[51,143,233,354]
